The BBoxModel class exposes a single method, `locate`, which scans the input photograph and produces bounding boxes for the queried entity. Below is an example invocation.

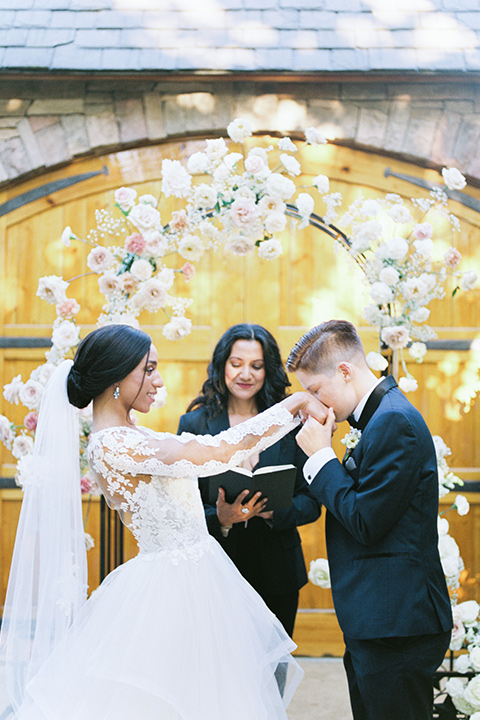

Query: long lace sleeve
[89,404,299,483]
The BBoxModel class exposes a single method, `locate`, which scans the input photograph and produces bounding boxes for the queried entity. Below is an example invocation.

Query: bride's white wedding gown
[16,405,303,720]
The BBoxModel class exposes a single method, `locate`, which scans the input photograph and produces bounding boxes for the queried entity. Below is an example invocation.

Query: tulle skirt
[17,537,302,719]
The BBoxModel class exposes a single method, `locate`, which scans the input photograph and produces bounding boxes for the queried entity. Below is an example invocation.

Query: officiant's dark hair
[67,324,151,409]
[186,323,290,417]
[286,320,365,374]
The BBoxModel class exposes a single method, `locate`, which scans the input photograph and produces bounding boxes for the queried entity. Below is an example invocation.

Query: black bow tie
[347,375,397,432]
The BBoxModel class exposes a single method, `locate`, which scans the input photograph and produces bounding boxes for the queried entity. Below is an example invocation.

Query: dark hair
[187,324,291,417]
[67,324,152,408]
[286,319,365,374]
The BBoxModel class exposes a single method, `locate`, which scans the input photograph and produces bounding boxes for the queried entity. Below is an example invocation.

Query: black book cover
[207,464,296,512]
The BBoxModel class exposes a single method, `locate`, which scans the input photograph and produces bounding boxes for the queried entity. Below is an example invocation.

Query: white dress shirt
[303,377,383,484]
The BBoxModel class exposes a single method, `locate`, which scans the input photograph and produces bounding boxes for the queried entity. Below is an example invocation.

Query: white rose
[305,127,327,145]
[442,167,467,191]
[114,186,137,211]
[0,415,15,448]
[245,153,267,175]
[398,376,418,393]
[84,532,95,551]
[437,516,449,536]
[187,151,209,174]
[381,325,410,350]
[130,259,153,282]
[223,152,243,171]
[151,386,168,409]
[18,379,43,409]
[442,554,462,580]
[12,434,34,459]
[224,235,255,256]
[51,320,80,351]
[308,558,331,588]
[384,237,409,261]
[193,183,217,209]
[205,138,228,166]
[388,204,412,223]
[156,267,175,289]
[264,212,287,234]
[37,275,69,305]
[266,173,296,200]
[455,654,471,674]
[313,174,329,194]
[258,195,286,217]
[455,494,470,516]
[445,677,466,699]
[379,266,400,287]
[439,533,460,559]
[464,676,480,711]
[461,271,478,292]
[15,453,34,487]
[411,307,430,323]
[161,158,192,198]
[414,238,433,257]
[296,192,314,218]
[162,316,192,341]
[366,352,388,372]
[138,194,158,207]
[178,235,204,262]
[128,203,161,232]
[370,281,393,305]
[280,153,301,176]
[3,374,23,405]
[87,247,114,274]
[470,712,480,720]
[227,117,253,143]
[278,137,297,152]
[98,272,121,297]
[61,225,74,246]
[455,601,480,626]
[470,647,480,673]
[408,342,427,361]
[361,199,381,216]
[137,279,168,312]
[258,238,283,260]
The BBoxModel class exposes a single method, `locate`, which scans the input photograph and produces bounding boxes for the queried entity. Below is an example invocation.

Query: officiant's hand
[216,487,268,527]
[296,408,336,457]
[283,392,329,425]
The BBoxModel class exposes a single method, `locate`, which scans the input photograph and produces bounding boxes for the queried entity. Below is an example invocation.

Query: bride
[1,324,327,720]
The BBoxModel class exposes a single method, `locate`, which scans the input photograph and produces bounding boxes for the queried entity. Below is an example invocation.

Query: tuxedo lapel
[348,375,397,432]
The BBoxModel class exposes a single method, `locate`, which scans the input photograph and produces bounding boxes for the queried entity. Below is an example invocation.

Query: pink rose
[124,233,146,255]
[230,197,258,227]
[181,262,196,282]
[114,186,137,211]
[412,222,433,241]
[80,475,93,494]
[170,209,190,232]
[24,411,38,431]
[444,247,462,268]
[121,273,138,294]
[245,154,266,175]
[56,298,80,319]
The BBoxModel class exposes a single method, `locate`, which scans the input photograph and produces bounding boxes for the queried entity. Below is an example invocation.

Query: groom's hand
[296,408,336,457]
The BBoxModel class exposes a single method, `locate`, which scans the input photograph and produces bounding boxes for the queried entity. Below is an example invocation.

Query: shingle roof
[1,0,480,74]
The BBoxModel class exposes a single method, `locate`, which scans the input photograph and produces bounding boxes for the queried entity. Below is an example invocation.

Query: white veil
[0,360,88,713]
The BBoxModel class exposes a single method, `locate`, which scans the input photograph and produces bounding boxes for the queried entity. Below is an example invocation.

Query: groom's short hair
[286,320,365,374]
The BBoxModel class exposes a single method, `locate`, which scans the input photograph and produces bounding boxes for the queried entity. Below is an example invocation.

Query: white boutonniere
[341,427,362,450]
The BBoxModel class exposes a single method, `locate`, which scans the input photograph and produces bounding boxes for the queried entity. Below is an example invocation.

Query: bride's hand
[282,392,329,425]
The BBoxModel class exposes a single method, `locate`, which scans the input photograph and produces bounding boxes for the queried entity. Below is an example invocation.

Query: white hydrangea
[313,174,329,194]
[161,158,192,198]
[408,342,427,361]
[461,271,478,292]
[278,136,297,152]
[361,199,381,216]
[370,281,393,305]
[266,173,296,200]
[280,153,301,176]
[379,266,400,287]
[227,117,253,143]
[296,192,314,218]
[304,127,327,145]
[410,307,430,323]
[414,238,433,257]
[187,151,209,174]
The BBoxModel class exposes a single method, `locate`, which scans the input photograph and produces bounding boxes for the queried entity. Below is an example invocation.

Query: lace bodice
[88,405,298,561]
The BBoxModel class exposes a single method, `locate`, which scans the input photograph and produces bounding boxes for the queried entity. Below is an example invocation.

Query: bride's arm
[93,393,327,479]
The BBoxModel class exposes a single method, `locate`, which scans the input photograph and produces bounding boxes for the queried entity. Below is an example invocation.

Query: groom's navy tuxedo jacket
[308,376,453,640]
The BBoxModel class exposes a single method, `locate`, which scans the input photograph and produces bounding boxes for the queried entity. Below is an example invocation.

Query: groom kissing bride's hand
[296,407,336,456]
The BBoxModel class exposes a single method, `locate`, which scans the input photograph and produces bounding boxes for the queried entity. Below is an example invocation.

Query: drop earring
[113,386,120,400]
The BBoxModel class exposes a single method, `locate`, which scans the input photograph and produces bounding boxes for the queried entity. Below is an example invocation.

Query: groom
[287,320,452,720]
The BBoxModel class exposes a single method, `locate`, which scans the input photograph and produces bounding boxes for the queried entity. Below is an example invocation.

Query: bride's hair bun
[67,366,93,409]
[66,324,152,409]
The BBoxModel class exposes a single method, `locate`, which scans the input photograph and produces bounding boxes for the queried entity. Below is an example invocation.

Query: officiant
[177,324,321,637]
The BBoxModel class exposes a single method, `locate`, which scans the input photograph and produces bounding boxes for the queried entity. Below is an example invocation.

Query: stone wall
[0,78,479,186]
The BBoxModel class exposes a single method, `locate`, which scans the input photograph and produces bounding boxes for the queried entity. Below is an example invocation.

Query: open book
[207,464,296,512]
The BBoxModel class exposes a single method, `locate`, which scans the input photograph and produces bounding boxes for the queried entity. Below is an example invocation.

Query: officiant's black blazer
[177,406,322,600]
